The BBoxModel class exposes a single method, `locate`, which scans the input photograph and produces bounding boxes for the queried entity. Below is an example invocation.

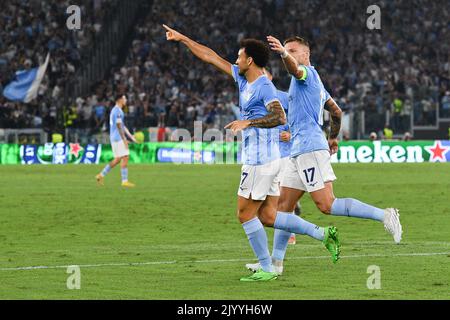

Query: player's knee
[259,213,275,227]
[237,209,252,224]
[316,201,332,215]
[277,197,295,212]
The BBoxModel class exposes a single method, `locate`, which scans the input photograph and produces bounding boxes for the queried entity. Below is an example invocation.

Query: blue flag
[3,53,50,103]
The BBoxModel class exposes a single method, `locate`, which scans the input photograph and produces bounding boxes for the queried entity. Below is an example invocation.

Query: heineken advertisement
[331,140,450,163]
[0,140,449,165]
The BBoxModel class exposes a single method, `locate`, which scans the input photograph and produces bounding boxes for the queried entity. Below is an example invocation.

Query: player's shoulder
[261,75,274,84]
[257,80,277,100]
[259,76,277,90]
[292,65,319,84]
[112,105,123,116]
[306,65,322,80]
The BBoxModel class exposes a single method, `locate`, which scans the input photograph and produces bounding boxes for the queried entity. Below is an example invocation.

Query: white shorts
[281,150,336,193]
[274,157,290,184]
[237,159,280,201]
[111,140,130,158]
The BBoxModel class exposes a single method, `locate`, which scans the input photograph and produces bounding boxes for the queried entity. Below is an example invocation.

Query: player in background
[163,24,340,281]
[275,88,298,246]
[262,35,402,272]
[96,94,137,187]
[265,69,299,246]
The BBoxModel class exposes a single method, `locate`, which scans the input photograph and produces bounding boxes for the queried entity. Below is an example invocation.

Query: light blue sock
[121,168,128,182]
[101,164,111,177]
[272,228,292,261]
[331,198,384,222]
[242,217,273,273]
[274,212,324,241]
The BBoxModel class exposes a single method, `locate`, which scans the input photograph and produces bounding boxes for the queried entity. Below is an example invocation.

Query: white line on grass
[44,241,450,255]
[0,252,448,272]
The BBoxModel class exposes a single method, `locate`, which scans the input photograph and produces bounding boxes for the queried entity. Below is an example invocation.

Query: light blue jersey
[276,90,291,158]
[288,65,330,157]
[109,105,125,142]
[232,65,281,165]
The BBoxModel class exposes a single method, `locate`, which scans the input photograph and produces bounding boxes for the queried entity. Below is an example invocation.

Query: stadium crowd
[1,0,449,139]
[0,0,118,130]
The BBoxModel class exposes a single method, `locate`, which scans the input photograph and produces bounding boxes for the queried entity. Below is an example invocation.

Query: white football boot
[383,208,403,244]
[245,259,283,275]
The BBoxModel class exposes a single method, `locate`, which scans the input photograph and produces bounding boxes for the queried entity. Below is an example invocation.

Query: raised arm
[267,35,305,79]
[163,24,232,77]
[324,97,343,154]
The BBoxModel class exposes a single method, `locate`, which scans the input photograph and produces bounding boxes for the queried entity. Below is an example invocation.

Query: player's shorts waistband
[290,148,329,158]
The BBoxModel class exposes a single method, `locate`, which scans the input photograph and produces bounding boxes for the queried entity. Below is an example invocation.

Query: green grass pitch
[0,163,449,299]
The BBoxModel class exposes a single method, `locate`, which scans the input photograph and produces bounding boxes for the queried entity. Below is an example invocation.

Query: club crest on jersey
[242,88,253,103]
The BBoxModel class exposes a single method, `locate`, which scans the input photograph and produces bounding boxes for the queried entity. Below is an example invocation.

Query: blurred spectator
[441,91,450,118]
[383,124,393,140]
[391,97,403,131]
[342,130,350,141]
[403,132,412,141]
[94,102,107,131]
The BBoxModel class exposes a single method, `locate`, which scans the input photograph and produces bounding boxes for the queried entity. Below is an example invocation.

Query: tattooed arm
[324,97,342,154]
[224,100,286,133]
[249,100,286,128]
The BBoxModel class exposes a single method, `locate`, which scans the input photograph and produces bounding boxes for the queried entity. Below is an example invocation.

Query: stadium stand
[1,0,449,141]
[0,0,118,131]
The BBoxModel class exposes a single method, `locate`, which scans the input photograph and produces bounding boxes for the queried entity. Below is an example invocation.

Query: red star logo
[193,151,202,162]
[70,143,83,158]
[424,141,450,162]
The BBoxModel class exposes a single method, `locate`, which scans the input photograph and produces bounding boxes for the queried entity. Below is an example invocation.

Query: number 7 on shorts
[240,172,249,186]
